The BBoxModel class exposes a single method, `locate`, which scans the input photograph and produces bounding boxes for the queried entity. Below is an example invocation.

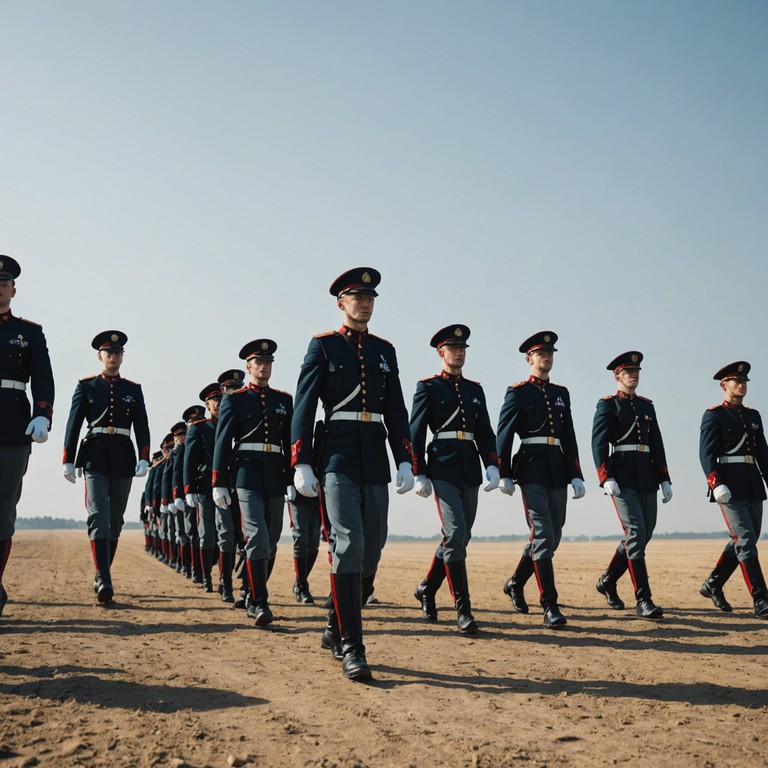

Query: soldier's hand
[395,462,415,494]
[134,459,149,477]
[499,478,516,496]
[213,486,231,509]
[174,497,185,511]
[160,503,170,514]
[713,484,731,504]
[185,493,199,507]
[660,481,673,504]
[294,464,319,498]
[286,485,297,502]
[571,478,586,499]
[63,462,77,484]
[25,416,50,443]
[603,479,621,497]
[414,475,433,498]
[484,465,500,492]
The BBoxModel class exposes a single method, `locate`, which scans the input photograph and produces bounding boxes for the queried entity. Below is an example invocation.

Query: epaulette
[511,381,527,388]
[79,374,97,382]
[707,404,722,411]
[420,374,440,382]
[368,333,393,345]
[232,387,248,394]
[463,376,481,385]
[17,317,41,327]
[191,417,208,425]
[122,378,141,385]
[637,395,654,403]
[271,387,292,396]
[314,330,337,338]
[602,394,614,400]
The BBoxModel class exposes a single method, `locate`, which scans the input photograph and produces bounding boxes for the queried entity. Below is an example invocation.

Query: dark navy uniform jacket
[63,373,150,478]
[592,392,670,493]
[183,417,216,495]
[172,443,186,501]
[291,326,412,484]
[152,455,168,508]
[144,464,159,512]
[161,450,177,506]
[212,383,292,497]
[497,375,583,487]
[410,371,498,486]
[700,402,768,502]
[0,311,54,446]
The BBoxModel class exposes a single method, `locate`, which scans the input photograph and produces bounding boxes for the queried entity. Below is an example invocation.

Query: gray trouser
[84,471,132,541]
[321,472,388,576]
[216,503,236,553]
[197,495,217,549]
[236,488,284,560]
[184,504,199,544]
[0,444,30,540]
[520,483,567,561]
[175,507,189,545]
[609,488,658,560]
[719,499,763,561]
[288,495,321,558]
[432,479,479,563]
[159,510,169,539]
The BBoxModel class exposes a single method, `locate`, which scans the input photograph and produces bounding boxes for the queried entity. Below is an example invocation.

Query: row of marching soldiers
[140,361,323,615]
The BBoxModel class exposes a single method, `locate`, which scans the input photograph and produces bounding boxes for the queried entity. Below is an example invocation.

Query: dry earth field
[1,532,767,768]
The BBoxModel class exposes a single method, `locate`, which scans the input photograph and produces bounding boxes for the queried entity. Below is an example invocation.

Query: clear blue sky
[3,1,767,537]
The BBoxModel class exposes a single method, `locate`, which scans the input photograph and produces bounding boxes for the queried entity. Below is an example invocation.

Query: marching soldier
[165,421,188,574]
[155,433,174,565]
[699,361,768,617]
[174,406,205,580]
[410,324,499,634]
[212,340,291,625]
[592,351,672,619]
[0,255,54,617]
[497,331,585,628]
[287,489,321,604]
[63,330,150,603]
[291,267,414,681]
[144,451,164,557]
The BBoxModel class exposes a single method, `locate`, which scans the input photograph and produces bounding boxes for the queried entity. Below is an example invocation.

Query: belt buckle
[264,443,271,453]
[547,436,555,446]
[457,430,465,440]
[361,411,371,423]
[638,444,647,452]
[106,426,116,435]
[746,455,754,464]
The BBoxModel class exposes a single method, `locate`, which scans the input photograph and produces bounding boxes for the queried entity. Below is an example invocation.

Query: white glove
[26,416,50,443]
[294,464,319,498]
[286,485,297,502]
[713,484,731,504]
[499,477,516,496]
[63,462,77,484]
[395,462,415,494]
[414,475,433,498]
[213,486,231,509]
[185,493,199,507]
[174,497,185,511]
[160,503,170,514]
[660,481,673,504]
[134,459,149,477]
[144,504,153,515]
[571,478,586,499]
[603,478,621,497]
[484,465,500,492]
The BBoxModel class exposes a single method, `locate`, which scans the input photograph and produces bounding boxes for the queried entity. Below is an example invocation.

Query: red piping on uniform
[317,485,333,567]
[532,559,544,602]
[426,555,442,583]
[330,573,342,635]
[90,540,99,571]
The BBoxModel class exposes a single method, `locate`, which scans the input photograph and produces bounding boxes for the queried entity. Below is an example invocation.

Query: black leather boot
[628,557,663,618]
[191,543,203,583]
[181,543,192,578]
[596,548,628,610]
[294,557,314,604]
[335,573,371,680]
[0,538,11,617]
[700,550,738,612]
[220,551,235,603]
[503,554,534,614]
[201,548,215,592]
[246,559,273,626]
[738,557,768,617]
[91,539,114,604]
[414,554,445,622]
[533,558,566,628]
[321,604,343,661]
[446,560,478,634]
[362,573,377,606]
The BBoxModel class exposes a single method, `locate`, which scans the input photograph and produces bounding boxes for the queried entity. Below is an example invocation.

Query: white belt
[521,437,561,447]
[328,411,383,423]
[91,427,131,437]
[0,379,26,391]
[718,455,755,464]
[239,442,282,454]
[613,444,650,453]
[435,431,474,441]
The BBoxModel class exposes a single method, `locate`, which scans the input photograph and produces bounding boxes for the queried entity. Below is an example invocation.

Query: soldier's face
[338,293,375,327]
[0,279,16,309]
[721,378,748,401]
[174,433,186,445]
[439,344,467,371]
[615,368,640,391]
[206,396,221,417]
[247,358,273,386]
[527,349,553,371]
[98,349,123,375]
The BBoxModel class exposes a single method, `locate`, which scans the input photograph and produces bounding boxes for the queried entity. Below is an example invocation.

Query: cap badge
[544,334,551,342]
[111,334,119,342]
[0,261,4,269]
[631,354,638,363]
[455,327,463,337]
[261,341,269,350]
[234,372,241,379]
[362,271,371,283]
[739,364,744,372]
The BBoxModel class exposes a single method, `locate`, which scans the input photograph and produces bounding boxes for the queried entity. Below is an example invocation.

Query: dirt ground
[1,532,767,768]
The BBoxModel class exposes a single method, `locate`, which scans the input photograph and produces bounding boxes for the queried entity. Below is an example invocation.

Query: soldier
[212,340,291,625]
[592,351,672,619]
[166,421,188,574]
[184,383,229,594]
[497,331,585,628]
[410,324,499,634]
[287,488,321,604]
[155,433,174,565]
[0,255,54,618]
[63,330,150,603]
[144,451,164,558]
[699,361,768,617]
[291,267,414,681]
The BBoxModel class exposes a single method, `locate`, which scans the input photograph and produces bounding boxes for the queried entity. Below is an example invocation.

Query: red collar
[100,372,121,383]
[440,371,462,381]
[616,390,635,399]
[723,400,743,411]
[340,325,368,341]
[248,383,269,393]
[528,375,548,386]
[0,310,12,323]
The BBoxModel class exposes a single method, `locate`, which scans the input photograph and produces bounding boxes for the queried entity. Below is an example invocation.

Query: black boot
[700,550,738,612]
[294,557,315,604]
[533,558,566,628]
[446,560,478,635]
[414,555,445,622]
[220,552,235,603]
[362,573,377,606]
[321,604,343,661]
[201,548,215,592]
[739,557,768,617]
[628,557,663,618]
[91,539,114,604]
[596,548,628,610]
[503,554,534,614]
[0,539,11,617]
[191,543,203,583]
[334,573,371,680]
[246,559,273,626]
[181,543,192,578]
